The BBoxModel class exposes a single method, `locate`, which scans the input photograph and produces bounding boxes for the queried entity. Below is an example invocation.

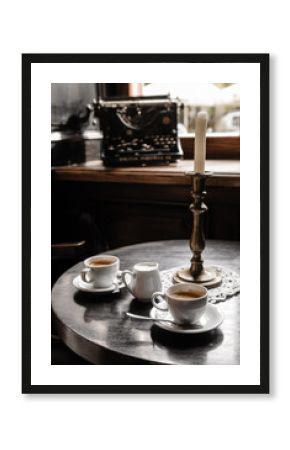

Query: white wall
[1,1,285,450]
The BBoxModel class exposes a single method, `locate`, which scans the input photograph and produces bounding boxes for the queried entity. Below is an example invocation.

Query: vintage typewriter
[94,95,183,166]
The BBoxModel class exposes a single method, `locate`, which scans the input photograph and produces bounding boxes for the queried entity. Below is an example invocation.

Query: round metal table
[52,240,240,365]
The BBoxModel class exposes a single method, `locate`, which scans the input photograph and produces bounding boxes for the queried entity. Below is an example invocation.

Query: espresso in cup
[88,257,117,268]
[152,282,208,324]
[171,291,201,300]
[80,255,120,288]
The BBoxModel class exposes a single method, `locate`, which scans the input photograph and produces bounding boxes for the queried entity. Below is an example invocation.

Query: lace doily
[160,266,240,304]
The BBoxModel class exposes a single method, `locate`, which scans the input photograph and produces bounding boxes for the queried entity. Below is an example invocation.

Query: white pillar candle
[194,111,208,173]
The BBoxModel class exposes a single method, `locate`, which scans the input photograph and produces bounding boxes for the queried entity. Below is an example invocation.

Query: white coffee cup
[121,262,162,302]
[152,282,208,324]
[80,255,120,288]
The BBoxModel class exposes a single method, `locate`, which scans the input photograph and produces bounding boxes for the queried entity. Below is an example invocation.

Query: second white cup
[152,282,208,324]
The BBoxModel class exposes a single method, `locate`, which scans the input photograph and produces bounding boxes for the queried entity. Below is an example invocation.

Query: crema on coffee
[88,258,116,267]
[171,291,201,300]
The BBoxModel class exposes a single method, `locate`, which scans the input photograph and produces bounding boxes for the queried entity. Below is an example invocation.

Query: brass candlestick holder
[174,171,222,288]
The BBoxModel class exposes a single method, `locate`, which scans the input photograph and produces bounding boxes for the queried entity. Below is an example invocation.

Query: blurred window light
[142,83,240,134]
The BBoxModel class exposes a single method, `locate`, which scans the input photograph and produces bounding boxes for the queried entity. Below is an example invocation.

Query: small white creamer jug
[121,262,162,302]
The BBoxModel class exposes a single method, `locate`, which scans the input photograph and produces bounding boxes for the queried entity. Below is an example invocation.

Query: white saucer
[73,275,124,294]
[149,303,223,334]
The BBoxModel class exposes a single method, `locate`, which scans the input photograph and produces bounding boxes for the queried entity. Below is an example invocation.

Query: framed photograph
[22,53,269,394]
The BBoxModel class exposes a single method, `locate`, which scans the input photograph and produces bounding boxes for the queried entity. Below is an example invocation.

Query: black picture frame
[22,53,269,394]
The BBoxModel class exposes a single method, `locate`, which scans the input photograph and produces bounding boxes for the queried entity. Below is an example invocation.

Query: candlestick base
[174,266,222,288]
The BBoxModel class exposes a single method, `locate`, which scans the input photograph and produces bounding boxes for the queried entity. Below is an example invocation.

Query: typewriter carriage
[94,95,184,166]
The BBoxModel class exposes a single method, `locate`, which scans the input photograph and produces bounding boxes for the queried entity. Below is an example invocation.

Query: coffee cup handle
[80,268,92,284]
[152,292,168,311]
[121,270,134,295]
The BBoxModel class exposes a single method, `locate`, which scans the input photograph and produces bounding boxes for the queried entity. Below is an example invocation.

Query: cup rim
[167,282,208,301]
[84,254,119,268]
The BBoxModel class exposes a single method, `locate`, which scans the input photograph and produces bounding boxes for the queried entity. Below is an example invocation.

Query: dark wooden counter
[52,159,240,252]
[52,159,240,188]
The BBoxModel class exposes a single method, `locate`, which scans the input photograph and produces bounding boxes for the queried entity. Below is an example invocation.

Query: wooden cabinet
[52,160,240,251]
